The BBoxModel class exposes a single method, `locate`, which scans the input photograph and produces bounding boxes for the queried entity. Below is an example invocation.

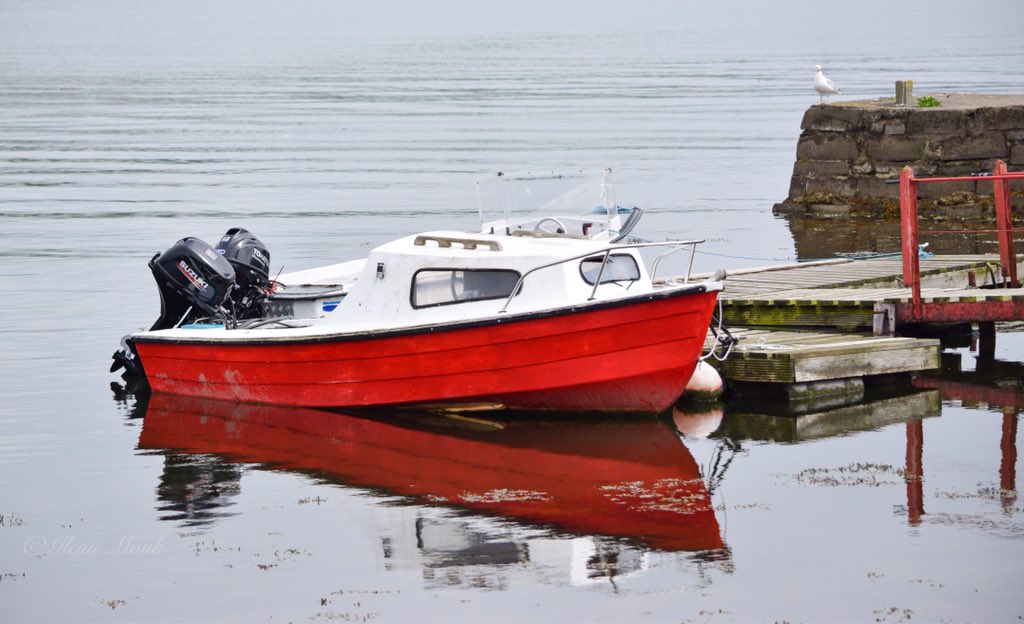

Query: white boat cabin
[326,230,659,327]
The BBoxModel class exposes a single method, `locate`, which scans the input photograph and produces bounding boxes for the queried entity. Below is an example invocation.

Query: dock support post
[978,321,996,362]
[873,302,896,336]
[899,166,922,319]
[992,159,1018,288]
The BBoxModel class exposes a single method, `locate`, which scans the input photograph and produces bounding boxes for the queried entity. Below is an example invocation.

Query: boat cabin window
[412,269,522,308]
[579,254,641,285]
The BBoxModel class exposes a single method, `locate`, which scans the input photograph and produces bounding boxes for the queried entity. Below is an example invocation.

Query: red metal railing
[899,159,1024,318]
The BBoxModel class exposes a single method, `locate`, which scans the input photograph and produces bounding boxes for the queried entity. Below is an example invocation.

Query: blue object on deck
[180,322,225,329]
[590,205,633,214]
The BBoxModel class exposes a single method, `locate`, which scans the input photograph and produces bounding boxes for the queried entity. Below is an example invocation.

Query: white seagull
[813,64,841,102]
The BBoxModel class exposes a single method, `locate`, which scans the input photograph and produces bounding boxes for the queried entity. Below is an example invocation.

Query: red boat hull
[138,394,725,553]
[135,287,718,413]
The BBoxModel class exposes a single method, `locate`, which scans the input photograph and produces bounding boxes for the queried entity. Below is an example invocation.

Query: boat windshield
[476,169,627,240]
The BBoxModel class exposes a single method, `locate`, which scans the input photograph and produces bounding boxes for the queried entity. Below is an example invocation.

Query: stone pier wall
[773,94,1024,219]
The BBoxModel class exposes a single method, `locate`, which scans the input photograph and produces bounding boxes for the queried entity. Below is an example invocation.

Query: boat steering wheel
[533,217,566,235]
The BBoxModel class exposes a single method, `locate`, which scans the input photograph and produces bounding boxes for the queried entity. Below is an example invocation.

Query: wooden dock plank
[700,255,1009,297]
[706,327,941,385]
[717,251,1024,329]
[723,304,876,330]
[794,342,939,383]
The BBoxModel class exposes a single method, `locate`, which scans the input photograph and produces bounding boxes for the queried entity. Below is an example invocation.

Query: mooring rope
[701,299,739,362]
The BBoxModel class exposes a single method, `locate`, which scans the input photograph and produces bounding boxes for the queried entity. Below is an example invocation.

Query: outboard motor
[215,228,271,320]
[111,236,238,378]
[148,236,237,330]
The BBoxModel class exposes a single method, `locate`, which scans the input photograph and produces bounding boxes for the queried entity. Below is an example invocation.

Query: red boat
[120,227,722,413]
[137,393,725,553]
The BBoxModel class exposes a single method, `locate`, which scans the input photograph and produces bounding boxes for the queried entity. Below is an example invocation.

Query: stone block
[934,162,987,177]
[850,161,874,175]
[797,136,859,161]
[803,177,855,198]
[809,118,852,132]
[771,202,806,215]
[865,137,926,161]
[801,106,873,130]
[854,176,900,198]
[873,163,902,176]
[1011,144,1024,166]
[788,176,809,199]
[884,122,906,136]
[914,161,944,176]
[968,106,1024,133]
[794,159,854,176]
[937,133,1008,160]
[806,204,852,217]
[906,109,963,135]
[918,180,977,199]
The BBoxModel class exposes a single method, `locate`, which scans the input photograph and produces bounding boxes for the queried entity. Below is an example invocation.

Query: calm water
[2,0,1023,621]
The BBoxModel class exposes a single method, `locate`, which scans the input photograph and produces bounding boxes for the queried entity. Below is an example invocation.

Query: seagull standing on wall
[813,65,841,102]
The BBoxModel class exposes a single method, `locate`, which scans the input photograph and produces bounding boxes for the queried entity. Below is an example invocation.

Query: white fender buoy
[684,361,724,400]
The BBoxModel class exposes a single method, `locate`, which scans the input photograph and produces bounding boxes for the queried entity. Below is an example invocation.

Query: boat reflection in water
[135,392,729,586]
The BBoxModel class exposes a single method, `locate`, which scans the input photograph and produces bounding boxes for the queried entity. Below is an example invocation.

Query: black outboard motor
[111,236,238,378]
[148,236,237,330]
[215,228,271,320]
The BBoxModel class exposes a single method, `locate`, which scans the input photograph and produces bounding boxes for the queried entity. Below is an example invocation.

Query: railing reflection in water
[915,346,1023,516]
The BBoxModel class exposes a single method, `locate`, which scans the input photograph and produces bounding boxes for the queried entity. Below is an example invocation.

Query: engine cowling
[149,236,236,330]
[216,228,271,320]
